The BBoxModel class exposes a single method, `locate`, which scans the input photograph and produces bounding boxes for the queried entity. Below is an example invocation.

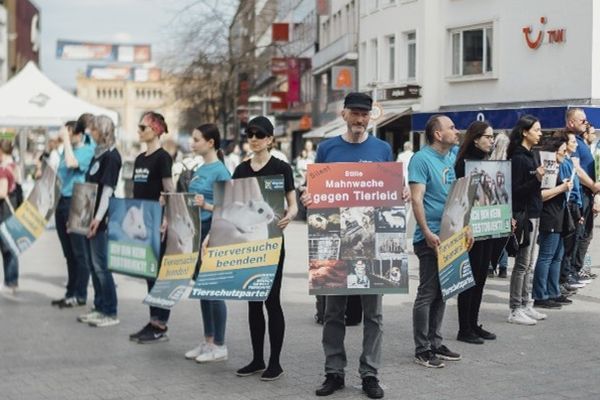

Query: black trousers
[457,239,494,334]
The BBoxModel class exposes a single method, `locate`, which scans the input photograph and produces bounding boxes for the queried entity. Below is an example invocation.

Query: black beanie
[247,116,274,136]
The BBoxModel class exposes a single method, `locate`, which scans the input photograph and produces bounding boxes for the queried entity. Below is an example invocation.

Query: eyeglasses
[246,130,268,139]
[138,124,148,131]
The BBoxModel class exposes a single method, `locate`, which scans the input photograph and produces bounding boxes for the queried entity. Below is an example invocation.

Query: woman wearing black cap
[233,116,298,381]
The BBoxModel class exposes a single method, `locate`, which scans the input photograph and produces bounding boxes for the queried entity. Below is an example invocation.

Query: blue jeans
[55,197,91,301]
[498,249,508,271]
[88,229,118,316]
[1,243,18,287]
[532,232,563,301]
[198,219,227,344]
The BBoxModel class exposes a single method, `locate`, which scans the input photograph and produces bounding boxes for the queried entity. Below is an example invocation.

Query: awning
[411,105,600,131]
[303,117,346,138]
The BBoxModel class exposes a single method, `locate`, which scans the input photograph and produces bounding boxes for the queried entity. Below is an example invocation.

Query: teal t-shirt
[188,160,231,221]
[57,140,95,197]
[408,145,456,244]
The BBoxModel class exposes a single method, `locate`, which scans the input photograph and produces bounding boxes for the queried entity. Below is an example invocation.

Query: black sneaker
[498,269,508,278]
[432,345,461,361]
[533,299,562,309]
[473,325,497,340]
[260,365,284,381]
[414,350,444,368]
[551,295,573,305]
[362,376,384,399]
[51,297,66,307]
[236,361,266,377]
[315,373,344,396]
[129,323,153,341]
[136,324,169,344]
[58,297,86,308]
[487,269,495,278]
[456,331,484,345]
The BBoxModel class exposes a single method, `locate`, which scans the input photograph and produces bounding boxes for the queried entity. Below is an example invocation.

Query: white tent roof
[0,61,118,127]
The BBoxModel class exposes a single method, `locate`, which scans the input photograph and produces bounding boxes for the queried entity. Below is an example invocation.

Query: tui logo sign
[522,17,566,50]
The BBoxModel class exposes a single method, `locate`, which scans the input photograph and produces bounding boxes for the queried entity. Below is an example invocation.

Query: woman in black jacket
[506,115,546,325]
[454,121,498,344]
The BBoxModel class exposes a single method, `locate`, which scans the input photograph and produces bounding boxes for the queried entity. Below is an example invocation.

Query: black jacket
[455,145,488,179]
[539,167,566,233]
[510,145,542,218]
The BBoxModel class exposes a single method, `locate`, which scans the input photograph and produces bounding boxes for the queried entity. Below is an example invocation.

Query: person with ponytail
[129,111,175,343]
[454,121,500,344]
[184,124,231,363]
[506,115,547,325]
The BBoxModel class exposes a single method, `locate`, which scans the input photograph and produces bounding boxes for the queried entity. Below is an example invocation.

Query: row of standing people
[48,112,298,382]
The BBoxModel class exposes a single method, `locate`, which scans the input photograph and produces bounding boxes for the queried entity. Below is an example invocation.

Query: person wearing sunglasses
[233,116,297,382]
[300,92,392,399]
[454,121,499,345]
[128,111,175,344]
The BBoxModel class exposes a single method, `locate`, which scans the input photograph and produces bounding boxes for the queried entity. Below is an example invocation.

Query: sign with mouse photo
[306,162,408,295]
[190,175,284,301]
[107,198,162,279]
[144,193,200,308]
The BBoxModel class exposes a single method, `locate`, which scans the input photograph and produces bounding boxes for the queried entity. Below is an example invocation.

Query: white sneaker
[523,305,547,321]
[90,315,120,327]
[77,310,102,323]
[196,344,228,363]
[85,312,106,326]
[507,308,537,325]
[185,342,208,360]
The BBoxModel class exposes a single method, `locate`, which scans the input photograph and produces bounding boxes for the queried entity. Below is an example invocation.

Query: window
[387,35,395,81]
[451,25,493,76]
[370,39,378,82]
[406,31,416,80]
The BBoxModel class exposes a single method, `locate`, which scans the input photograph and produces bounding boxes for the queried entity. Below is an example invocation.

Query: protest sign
[307,162,408,295]
[539,151,558,189]
[144,194,199,309]
[437,176,476,300]
[190,175,285,301]
[107,198,161,279]
[67,182,98,235]
[0,166,60,255]
[465,160,512,240]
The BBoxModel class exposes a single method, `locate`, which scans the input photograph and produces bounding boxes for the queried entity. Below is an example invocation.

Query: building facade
[2,0,39,79]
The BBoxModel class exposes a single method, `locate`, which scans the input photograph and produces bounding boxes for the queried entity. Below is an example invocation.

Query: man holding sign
[409,115,464,368]
[302,92,392,399]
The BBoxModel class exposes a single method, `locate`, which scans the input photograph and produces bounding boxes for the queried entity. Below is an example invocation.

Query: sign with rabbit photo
[67,183,98,235]
[306,162,408,295]
[107,198,161,279]
[0,165,61,255]
[144,193,200,309]
[190,175,285,301]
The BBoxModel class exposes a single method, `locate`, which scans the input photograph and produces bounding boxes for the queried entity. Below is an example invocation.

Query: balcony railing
[312,32,357,70]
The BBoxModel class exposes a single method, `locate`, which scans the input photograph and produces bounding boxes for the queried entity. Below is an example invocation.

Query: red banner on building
[272,23,290,42]
[287,58,301,103]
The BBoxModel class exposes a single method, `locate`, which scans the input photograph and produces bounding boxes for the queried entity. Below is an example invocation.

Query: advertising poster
[107,198,161,279]
[190,175,285,301]
[437,177,476,300]
[464,160,512,240]
[67,182,98,235]
[437,226,475,301]
[0,166,60,255]
[144,194,200,309]
[539,151,558,189]
[595,151,600,183]
[306,162,408,295]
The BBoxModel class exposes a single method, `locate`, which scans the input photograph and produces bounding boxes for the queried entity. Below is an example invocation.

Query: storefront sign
[384,85,421,100]
[523,17,566,50]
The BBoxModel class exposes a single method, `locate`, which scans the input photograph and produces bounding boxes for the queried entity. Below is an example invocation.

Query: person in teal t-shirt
[184,123,231,364]
[52,114,96,308]
[409,114,462,369]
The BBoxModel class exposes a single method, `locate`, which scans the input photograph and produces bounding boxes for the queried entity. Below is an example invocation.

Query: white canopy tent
[0,61,118,126]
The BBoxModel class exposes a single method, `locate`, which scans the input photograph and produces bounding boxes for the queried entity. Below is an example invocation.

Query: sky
[35,0,199,90]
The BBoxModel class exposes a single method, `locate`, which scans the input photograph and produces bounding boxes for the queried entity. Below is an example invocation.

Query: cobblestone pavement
[1,221,600,400]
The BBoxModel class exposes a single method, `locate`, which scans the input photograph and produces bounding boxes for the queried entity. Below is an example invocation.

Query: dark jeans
[88,229,118,316]
[573,191,594,273]
[457,240,493,334]
[147,236,169,324]
[532,232,563,300]
[413,241,445,354]
[55,197,91,301]
[1,241,18,287]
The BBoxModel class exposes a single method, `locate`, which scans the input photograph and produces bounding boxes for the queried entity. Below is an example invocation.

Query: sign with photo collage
[307,162,408,295]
